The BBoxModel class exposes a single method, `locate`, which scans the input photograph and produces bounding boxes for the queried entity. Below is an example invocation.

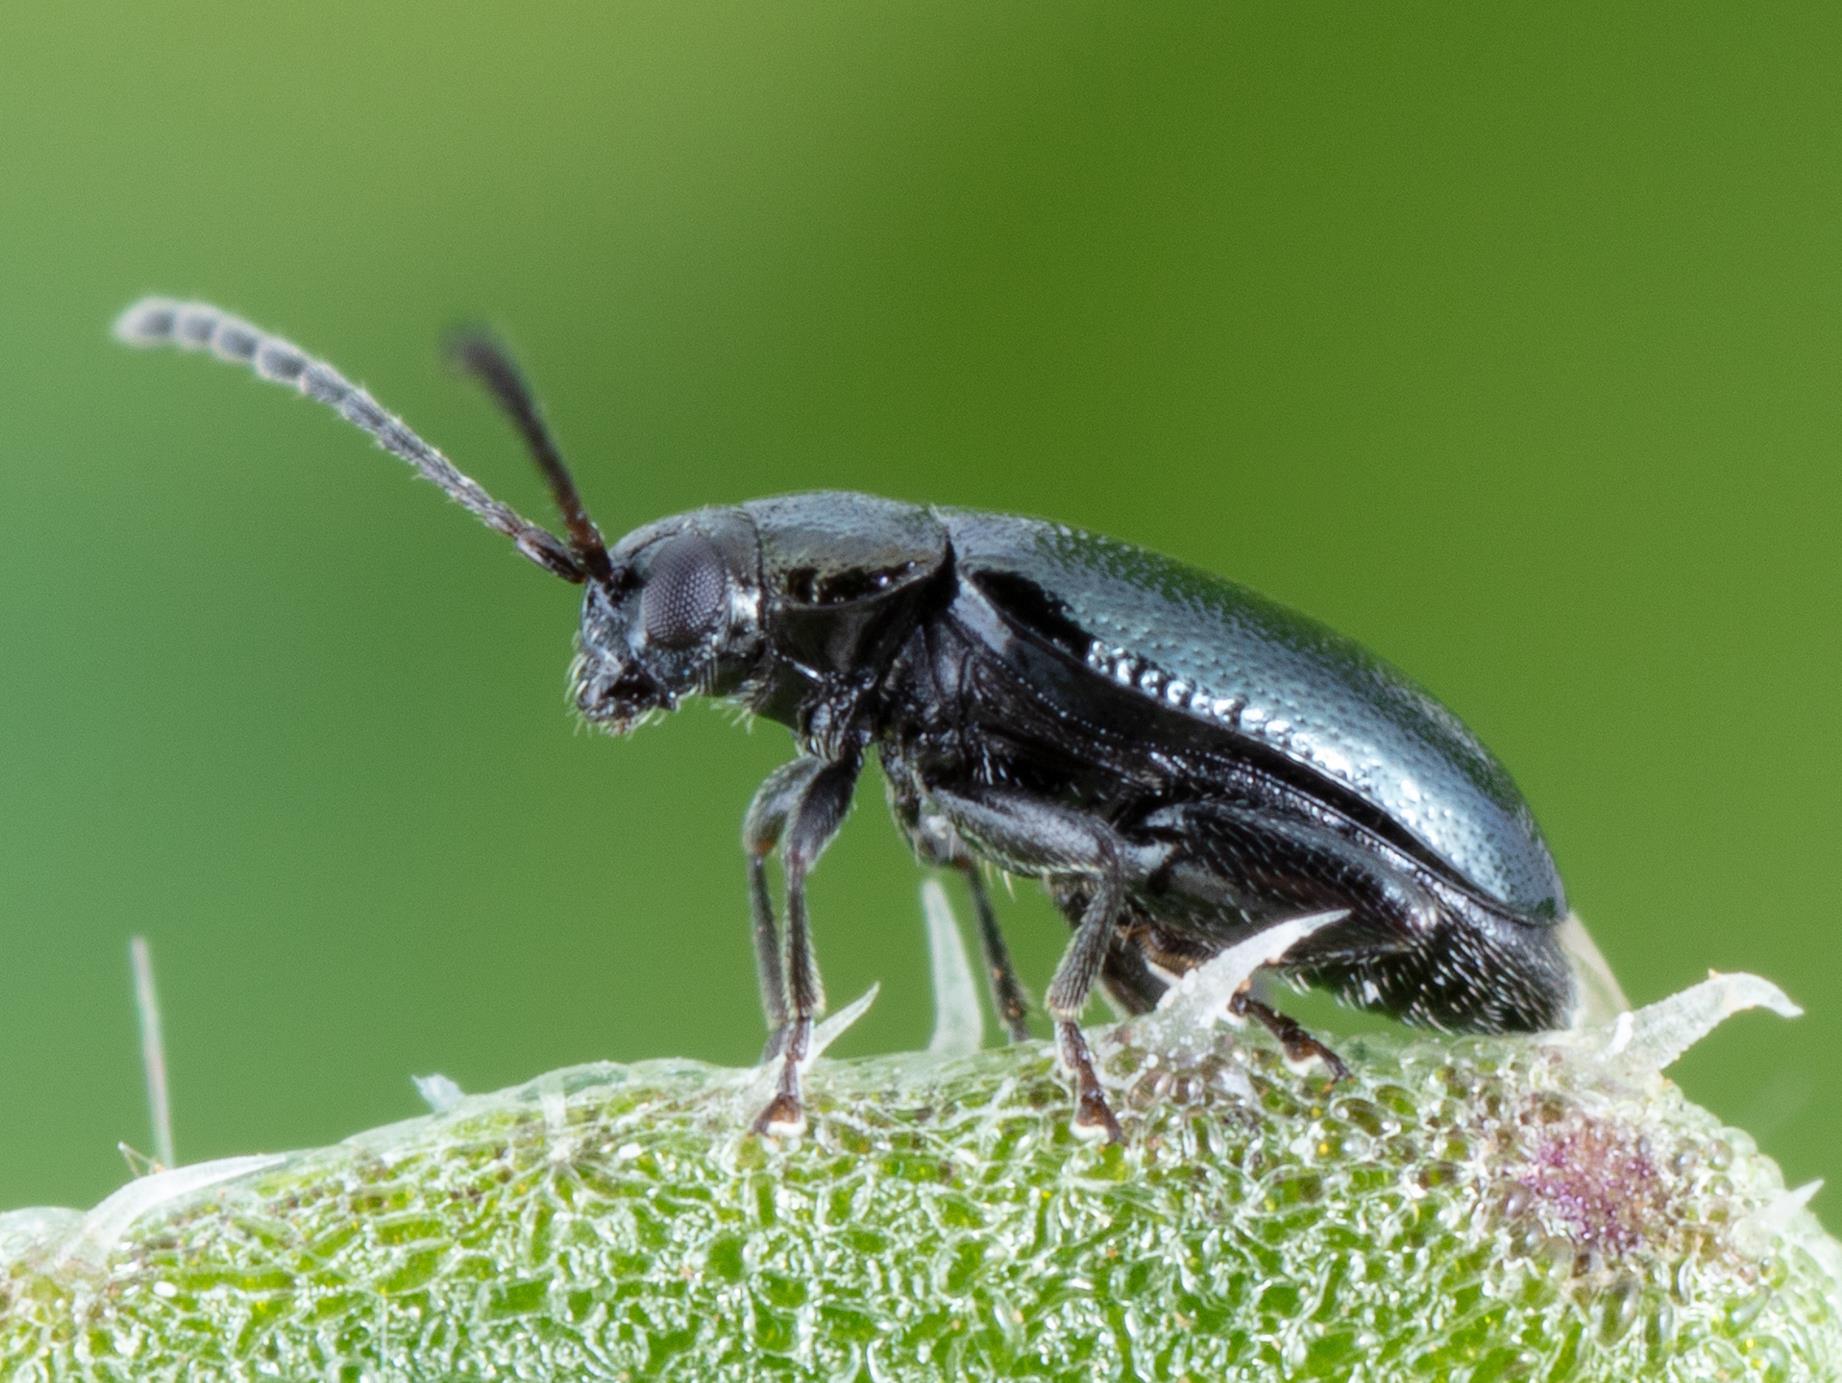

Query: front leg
[742,758,825,1053]
[926,785,1136,1142]
[741,754,860,1136]
[796,671,879,764]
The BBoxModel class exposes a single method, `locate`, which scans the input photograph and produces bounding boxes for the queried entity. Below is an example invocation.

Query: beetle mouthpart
[572,661,674,733]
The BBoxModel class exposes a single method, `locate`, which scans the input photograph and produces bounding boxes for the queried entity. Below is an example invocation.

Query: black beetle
[117,298,1594,1141]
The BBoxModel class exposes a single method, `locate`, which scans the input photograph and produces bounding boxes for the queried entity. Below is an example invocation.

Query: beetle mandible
[117,297,1594,1142]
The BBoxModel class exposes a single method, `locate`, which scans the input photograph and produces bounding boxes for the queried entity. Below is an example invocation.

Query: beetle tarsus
[751,1091,806,1139]
[1232,992,1351,1081]
[1073,1092,1123,1143]
[753,1014,812,1138]
[1058,1019,1123,1143]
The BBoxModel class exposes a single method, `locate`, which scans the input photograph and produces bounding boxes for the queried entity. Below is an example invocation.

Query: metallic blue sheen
[942,510,1566,919]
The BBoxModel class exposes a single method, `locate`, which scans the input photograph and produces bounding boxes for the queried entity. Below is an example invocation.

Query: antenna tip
[114,297,184,346]
[441,323,495,366]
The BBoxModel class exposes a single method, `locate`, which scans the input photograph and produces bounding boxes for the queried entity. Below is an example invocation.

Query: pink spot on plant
[1518,1118,1664,1256]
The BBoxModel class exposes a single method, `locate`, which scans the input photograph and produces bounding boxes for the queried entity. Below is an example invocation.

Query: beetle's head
[424,335,768,735]
[570,513,764,734]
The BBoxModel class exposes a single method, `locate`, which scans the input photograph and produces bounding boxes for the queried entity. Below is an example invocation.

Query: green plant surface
[1,970,1833,1381]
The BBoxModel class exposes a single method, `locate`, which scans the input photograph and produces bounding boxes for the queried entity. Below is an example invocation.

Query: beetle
[116,297,1593,1142]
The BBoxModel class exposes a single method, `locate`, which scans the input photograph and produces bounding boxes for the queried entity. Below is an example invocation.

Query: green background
[1,4,1836,1225]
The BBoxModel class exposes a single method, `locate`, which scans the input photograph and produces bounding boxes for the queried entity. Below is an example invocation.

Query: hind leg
[1061,894,1351,1077]
[1127,799,1446,1072]
[1229,993,1351,1079]
[1146,795,1575,1033]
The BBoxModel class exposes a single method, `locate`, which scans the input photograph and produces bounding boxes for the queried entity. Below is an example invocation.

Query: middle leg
[891,789,1034,1043]
[925,784,1145,1141]
[962,868,1033,1043]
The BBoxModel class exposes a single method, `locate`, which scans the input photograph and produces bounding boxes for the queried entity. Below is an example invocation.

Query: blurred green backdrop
[1,4,1837,1222]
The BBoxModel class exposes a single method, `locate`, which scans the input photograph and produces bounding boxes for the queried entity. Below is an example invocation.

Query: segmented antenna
[113,298,587,582]
[446,329,612,582]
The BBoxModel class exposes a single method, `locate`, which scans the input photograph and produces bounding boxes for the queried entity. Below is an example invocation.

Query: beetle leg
[1230,992,1351,1080]
[746,755,861,1136]
[1097,937,1166,1016]
[890,786,1035,1043]
[962,868,1033,1044]
[925,786,1133,1142]
[742,758,827,1059]
[1051,894,1126,1144]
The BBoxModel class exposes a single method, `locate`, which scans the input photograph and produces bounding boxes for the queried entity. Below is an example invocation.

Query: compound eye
[639,533,728,650]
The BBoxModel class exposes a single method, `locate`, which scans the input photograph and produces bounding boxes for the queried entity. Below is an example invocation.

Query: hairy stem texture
[0,978,1836,1380]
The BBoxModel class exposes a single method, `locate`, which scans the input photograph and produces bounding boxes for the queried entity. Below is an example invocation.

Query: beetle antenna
[113,298,587,583]
[444,328,613,582]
